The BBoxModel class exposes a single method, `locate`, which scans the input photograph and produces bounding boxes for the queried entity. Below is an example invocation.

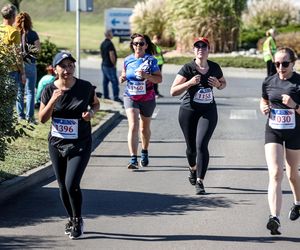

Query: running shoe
[289,204,300,221]
[140,150,149,167]
[69,217,84,239]
[195,180,206,195]
[188,168,196,185]
[266,216,281,235]
[127,156,138,169]
[65,218,73,235]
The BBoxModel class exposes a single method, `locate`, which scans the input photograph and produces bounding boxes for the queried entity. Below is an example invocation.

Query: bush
[0,40,21,161]
[36,39,58,83]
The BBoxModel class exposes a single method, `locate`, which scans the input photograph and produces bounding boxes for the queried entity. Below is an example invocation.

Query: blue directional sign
[105,8,133,37]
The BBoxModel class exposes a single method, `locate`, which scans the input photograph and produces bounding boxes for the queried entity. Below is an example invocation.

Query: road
[0,61,299,249]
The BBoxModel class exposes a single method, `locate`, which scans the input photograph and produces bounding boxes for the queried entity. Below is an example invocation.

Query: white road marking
[152,108,160,119]
[230,110,257,119]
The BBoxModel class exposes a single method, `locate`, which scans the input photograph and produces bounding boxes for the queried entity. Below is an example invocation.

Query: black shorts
[265,123,300,149]
[123,97,156,117]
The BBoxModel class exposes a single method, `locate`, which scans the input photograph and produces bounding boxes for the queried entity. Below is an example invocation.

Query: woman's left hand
[281,94,296,108]
[208,76,221,88]
[82,110,94,121]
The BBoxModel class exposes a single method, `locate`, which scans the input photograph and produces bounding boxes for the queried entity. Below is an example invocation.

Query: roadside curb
[0,111,122,204]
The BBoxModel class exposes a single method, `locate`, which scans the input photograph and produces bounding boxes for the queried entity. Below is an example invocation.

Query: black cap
[52,52,76,67]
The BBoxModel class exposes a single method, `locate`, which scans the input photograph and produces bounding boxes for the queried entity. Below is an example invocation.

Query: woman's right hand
[50,89,65,105]
[189,74,201,87]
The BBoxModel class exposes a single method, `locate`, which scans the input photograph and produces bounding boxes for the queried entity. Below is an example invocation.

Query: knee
[287,172,300,184]
[269,170,284,183]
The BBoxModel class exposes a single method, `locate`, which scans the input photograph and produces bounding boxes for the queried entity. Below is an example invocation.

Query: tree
[8,0,22,12]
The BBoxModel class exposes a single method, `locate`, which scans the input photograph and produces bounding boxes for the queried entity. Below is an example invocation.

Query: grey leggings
[49,141,91,218]
[178,105,218,179]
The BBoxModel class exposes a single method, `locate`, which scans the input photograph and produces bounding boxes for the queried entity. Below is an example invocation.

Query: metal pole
[76,0,80,78]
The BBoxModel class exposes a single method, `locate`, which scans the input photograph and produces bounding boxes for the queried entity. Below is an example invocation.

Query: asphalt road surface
[0,61,299,250]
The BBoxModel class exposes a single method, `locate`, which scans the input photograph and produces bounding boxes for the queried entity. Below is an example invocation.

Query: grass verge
[0,110,107,183]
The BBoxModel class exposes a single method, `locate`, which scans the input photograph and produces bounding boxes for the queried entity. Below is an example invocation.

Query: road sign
[104,8,133,38]
[65,0,93,12]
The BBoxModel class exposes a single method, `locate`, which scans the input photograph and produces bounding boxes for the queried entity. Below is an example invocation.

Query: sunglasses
[194,43,208,49]
[132,42,145,46]
[275,61,291,68]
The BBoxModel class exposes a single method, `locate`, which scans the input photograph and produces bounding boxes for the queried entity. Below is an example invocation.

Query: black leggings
[179,106,218,179]
[49,142,91,218]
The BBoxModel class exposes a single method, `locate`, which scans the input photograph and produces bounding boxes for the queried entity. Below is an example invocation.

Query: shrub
[36,39,58,83]
[0,40,21,161]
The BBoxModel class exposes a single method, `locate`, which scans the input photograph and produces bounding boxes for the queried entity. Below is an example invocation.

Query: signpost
[65,0,93,78]
[104,8,133,42]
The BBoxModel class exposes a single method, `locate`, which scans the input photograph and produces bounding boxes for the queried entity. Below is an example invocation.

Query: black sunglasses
[275,61,291,68]
[194,42,208,49]
[132,42,145,46]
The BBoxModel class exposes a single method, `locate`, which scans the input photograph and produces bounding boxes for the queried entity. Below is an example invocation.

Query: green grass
[0,110,107,182]
[165,56,265,68]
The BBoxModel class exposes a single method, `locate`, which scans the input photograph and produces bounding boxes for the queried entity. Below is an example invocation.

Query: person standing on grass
[0,4,26,107]
[39,52,100,239]
[15,11,40,124]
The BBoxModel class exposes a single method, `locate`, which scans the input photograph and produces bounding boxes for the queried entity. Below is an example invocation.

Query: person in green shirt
[263,28,277,76]
[152,35,164,98]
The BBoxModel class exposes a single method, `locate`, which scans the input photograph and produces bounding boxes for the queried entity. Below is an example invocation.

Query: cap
[193,37,210,48]
[52,52,76,67]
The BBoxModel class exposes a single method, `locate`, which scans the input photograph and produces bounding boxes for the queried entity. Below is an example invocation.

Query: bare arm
[82,93,100,121]
[39,89,65,123]
[260,97,270,115]
[109,50,116,66]
[170,74,200,96]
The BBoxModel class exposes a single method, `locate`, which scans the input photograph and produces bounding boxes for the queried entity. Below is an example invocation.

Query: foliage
[8,0,22,12]
[164,0,247,52]
[36,39,58,82]
[0,39,28,161]
[165,55,265,69]
[0,109,107,182]
[130,0,172,45]
[242,0,298,30]
[240,28,265,49]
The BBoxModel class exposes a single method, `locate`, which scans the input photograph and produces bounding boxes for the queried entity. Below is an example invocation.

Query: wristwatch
[294,104,299,110]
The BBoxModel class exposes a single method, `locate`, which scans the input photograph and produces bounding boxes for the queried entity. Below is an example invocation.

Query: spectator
[15,11,40,124]
[0,4,26,106]
[263,28,277,77]
[35,65,55,109]
[100,30,122,103]
[152,34,164,98]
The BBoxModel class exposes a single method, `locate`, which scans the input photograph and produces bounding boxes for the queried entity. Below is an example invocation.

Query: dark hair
[130,33,156,55]
[276,47,297,62]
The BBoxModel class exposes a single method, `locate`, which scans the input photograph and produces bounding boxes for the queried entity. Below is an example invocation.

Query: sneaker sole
[266,220,281,235]
[127,164,138,169]
[69,233,83,239]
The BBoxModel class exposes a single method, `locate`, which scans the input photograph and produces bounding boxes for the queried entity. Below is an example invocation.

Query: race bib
[51,118,78,139]
[127,80,146,95]
[193,88,213,104]
[269,108,295,129]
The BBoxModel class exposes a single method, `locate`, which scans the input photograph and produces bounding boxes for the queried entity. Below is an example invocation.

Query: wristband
[89,109,95,117]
